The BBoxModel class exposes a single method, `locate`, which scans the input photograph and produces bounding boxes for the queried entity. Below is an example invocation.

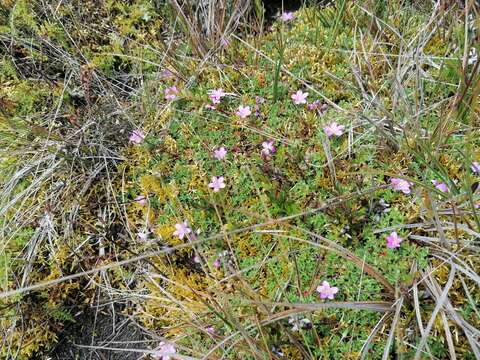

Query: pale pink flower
[129,129,145,144]
[205,104,217,110]
[164,86,179,101]
[323,122,345,137]
[386,231,403,249]
[280,12,295,22]
[261,140,276,156]
[213,258,221,268]
[208,176,226,192]
[152,342,176,360]
[213,147,227,160]
[193,255,201,263]
[209,88,226,104]
[432,180,449,193]
[206,326,216,335]
[316,281,339,300]
[173,221,192,240]
[471,161,480,173]
[134,195,147,205]
[236,105,251,119]
[291,90,309,105]
[390,178,413,194]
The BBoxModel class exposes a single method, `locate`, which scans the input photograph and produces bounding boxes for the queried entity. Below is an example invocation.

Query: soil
[48,305,149,360]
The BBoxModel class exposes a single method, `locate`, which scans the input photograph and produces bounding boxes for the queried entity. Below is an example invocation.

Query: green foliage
[9,0,38,34]
[45,305,75,323]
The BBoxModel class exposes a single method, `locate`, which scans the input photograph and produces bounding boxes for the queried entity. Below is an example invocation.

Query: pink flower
[209,88,226,104]
[208,176,226,192]
[236,105,251,119]
[134,195,147,205]
[173,221,192,240]
[152,342,176,360]
[280,12,295,22]
[213,258,221,268]
[291,90,309,105]
[471,161,480,173]
[213,147,227,160]
[316,281,339,300]
[261,140,276,156]
[323,122,345,137]
[205,104,217,110]
[432,180,449,193]
[193,255,201,263]
[386,231,403,249]
[164,86,179,101]
[390,178,413,194]
[129,129,145,144]
[206,326,216,335]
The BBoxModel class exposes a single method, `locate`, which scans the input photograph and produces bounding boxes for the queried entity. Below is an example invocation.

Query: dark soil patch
[49,305,149,360]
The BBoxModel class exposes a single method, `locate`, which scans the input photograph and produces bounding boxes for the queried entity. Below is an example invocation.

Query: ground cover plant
[0,0,479,359]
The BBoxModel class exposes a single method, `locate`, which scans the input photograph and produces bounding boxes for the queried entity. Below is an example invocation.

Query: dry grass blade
[425,270,480,357]
[414,265,456,360]
[432,252,480,288]
[168,0,207,57]
[360,312,392,360]
[221,308,267,359]
[411,262,435,360]
[382,296,404,360]
[440,310,457,360]
[428,192,450,249]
